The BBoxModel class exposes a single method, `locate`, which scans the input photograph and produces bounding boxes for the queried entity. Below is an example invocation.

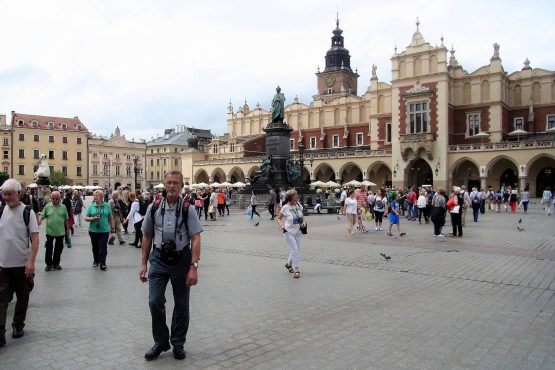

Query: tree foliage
[0,171,8,186]
[49,170,69,186]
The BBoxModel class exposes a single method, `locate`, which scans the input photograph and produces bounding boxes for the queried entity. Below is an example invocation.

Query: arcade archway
[211,168,226,183]
[487,156,519,190]
[405,158,433,188]
[526,154,555,196]
[313,163,336,182]
[194,169,209,184]
[536,168,554,196]
[340,162,363,183]
[451,158,480,190]
[228,166,245,183]
[367,161,392,187]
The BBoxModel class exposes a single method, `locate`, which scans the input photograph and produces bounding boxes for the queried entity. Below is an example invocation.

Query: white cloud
[1,0,553,139]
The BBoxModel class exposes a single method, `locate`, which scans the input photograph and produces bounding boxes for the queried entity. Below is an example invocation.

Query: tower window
[408,102,428,134]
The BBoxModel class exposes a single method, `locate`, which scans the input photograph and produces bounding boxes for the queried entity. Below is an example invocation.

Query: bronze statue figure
[271,86,286,123]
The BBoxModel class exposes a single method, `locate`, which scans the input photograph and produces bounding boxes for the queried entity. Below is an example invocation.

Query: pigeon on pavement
[380,253,391,260]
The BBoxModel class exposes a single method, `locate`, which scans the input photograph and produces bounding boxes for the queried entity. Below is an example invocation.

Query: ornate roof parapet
[522,58,532,70]
[403,80,432,97]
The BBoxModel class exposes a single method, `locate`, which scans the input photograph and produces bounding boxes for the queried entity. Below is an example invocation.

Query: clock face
[326,75,336,87]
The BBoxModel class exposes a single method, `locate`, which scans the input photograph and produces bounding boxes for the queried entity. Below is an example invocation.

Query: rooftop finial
[440,34,444,46]
[336,12,339,28]
[416,17,420,30]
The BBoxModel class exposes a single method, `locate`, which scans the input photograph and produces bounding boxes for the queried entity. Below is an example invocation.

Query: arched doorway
[500,168,518,189]
[405,158,433,188]
[451,158,480,190]
[313,163,336,182]
[194,169,209,183]
[228,166,245,183]
[211,168,226,183]
[340,163,363,183]
[536,167,554,196]
[367,161,392,187]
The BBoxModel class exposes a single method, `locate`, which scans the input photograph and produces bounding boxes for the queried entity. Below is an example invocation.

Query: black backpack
[0,202,33,237]
[138,200,147,216]
[149,198,190,235]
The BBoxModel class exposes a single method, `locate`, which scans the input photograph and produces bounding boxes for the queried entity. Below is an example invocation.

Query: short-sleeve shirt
[86,202,112,233]
[142,198,203,251]
[373,196,387,212]
[41,203,69,237]
[0,203,39,268]
[280,202,304,235]
[345,197,358,215]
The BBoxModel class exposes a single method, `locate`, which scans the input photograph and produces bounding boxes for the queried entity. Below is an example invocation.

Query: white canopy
[324,181,341,188]
[361,180,376,187]
[85,185,102,190]
[344,180,362,187]
[27,183,38,188]
[231,182,246,188]
[220,182,233,187]
[153,183,165,189]
[309,180,326,187]
[73,185,84,190]
[209,182,221,188]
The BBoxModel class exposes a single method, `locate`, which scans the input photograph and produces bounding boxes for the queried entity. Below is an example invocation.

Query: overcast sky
[1,0,553,141]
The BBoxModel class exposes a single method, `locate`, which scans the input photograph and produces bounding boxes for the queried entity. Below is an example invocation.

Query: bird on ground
[518,218,522,224]
[380,253,391,260]
[517,226,525,231]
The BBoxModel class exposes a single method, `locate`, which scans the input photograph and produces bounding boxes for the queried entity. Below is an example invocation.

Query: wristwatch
[190,262,198,268]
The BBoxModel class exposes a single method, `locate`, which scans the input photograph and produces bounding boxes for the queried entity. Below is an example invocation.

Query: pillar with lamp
[298,142,306,204]
[133,155,143,191]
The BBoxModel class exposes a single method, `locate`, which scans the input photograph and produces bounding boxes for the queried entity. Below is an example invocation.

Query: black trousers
[450,212,463,236]
[203,204,209,220]
[44,234,64,267]
[268,203,275,219]
[431,207,445,235]
[89,232,109,265]
[0,267,34,334]
[148,248,192,346]
[133,220,144,245]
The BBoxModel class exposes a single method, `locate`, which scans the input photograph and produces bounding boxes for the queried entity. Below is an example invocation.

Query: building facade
[88,127,146,190]
[187,20,555,196]
[0,114,11,176]
[10,112,89,185]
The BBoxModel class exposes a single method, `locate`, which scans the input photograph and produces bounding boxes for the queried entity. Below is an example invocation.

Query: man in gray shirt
[0,179,39,347]
[139,170,203,361]
[268,186,276,220]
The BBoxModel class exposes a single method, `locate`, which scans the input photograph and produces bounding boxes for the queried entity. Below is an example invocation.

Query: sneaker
[387,232,392,236]
[374,227,378,231]
[379,227,383,231]
[45,265,52,271]
[100,264,107,271]
[437,234,445,237]
[53,265,62,270]
[254,222,259,227]
[12,327,24,338]
[92,262,99,267]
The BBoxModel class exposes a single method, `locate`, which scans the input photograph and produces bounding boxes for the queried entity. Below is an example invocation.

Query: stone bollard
[238,195,245,209]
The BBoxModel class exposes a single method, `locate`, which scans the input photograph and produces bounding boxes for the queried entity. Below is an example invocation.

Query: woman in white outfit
[276,189,306,278]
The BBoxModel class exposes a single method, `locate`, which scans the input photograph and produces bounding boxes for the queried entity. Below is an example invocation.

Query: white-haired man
[0,179,40,347]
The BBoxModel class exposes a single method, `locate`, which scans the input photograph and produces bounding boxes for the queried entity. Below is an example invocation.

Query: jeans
[44,234,64,267]
[89,232,109,265]
[472,205,480,222]
[0,267,34,335]
[133,220,143,245]
[148,248,192,346]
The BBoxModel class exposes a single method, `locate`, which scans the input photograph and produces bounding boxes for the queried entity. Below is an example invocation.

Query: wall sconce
[393,169,397,177]
[435,161,440,176]
[393,160,399,177]
[520,165,525,172]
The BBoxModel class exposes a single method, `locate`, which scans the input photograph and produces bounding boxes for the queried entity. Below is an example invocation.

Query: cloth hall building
[185,20,555,196]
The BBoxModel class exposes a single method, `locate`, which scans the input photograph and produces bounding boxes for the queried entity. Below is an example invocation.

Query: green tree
[49,170,69,186]
[0,171,8,186]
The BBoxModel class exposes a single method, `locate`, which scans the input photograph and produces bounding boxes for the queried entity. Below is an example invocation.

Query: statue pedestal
[263,123,293,188]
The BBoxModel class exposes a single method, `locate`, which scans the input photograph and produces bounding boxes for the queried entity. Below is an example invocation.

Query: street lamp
[133,155,142,191]
[298,142,305,204]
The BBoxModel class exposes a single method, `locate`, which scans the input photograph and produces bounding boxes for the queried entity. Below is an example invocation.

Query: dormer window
[60,123,68,130]
[47,122,54,129]
[18,120,24,126]
[31,120,38,127]
[76,124,82,131]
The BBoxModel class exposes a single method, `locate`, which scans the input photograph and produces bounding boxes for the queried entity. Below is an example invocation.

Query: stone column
[480,176,487,191]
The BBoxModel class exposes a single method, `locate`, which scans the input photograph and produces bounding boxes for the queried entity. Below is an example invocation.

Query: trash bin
[238,195,245,209]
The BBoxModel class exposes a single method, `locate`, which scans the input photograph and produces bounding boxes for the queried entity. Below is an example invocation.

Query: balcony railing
[448,140,554,152]
[399,132,435,143]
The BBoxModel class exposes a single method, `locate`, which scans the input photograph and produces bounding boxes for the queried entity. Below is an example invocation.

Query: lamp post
[298,142,305,204]
[133,155,142,191]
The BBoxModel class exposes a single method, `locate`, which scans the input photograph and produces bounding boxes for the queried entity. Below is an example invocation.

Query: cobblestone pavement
[1,199,554,369]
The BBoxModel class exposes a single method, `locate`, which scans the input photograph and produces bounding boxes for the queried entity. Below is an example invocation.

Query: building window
[76,124,82,130]
[48,150,54,159]
[163,158,167,166]
[115,165,120,176]
[514,117,524,131]
[3,166,7,173]
[150,171,154,180]
[290,139,294,150]
[2,138,8,146]
[77,152,82,161]
[356,133,364,146]
[18,165,24,175]
[93,152,97,158]
[103,163,110,176]
[3,150,8,159]
[126,154,131,160]
[49,136,54,143]
[18,149,25,158]
[174,148,178,153]
[49,166,54,174]
[408,102,428,134]
[150,159,153,166]
[33,134,39,142]
[33,150,39,159]
[157,148,160,153]
[386,122,392,143]
[229,143,235,152]
[212,144,218,154]
[156,159,160,166]
[126,166,131,176]
[93,164,98,175]
[19,133,24,141]
[31,120,38,127]
[156,171,160,179]
[327,88,333,94]
[62,136,68,144]
[467,113,481,137]
[62,166,67,176]
[163,148,167,153]
[60,123,67,130]
[76,166,82,177]
[547,115,555,130]
[332,135,339,147]
[115,154,120,159]
[18,120,24,126]
[103,153,108,159]
[77,137,82,144]
[310,137,317,149]
[62,151,68,160]
[174,158,178,166]
[47,122,54,128]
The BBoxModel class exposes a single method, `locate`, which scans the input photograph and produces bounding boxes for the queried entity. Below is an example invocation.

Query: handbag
[450,205,460,214]
[300,223,307,234]
[208,204,214,214]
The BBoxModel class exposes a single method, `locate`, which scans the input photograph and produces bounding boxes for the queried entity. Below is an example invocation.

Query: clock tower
[316,17,359,97]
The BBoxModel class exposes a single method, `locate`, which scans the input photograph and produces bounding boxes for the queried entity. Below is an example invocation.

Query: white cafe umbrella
[232,182,246,188]
[324,181,341,188]
[508,129,528,141]
[73,185,84,190]
[27,183,38,188]
[344,180,362,187]
[474,131,490,138]
[220,182,232,187]
[209,182,221,188]
[196,182,209,188]
[361,180,377,187]
[309,180,326,187]
[153,183,165,189]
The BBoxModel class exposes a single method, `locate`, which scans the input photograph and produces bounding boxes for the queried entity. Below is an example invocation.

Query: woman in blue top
[84,190,114,271]
[387,193,406,237]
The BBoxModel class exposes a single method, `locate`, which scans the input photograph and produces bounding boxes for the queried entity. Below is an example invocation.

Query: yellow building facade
[88,127,146,189]
[10,112,89,185]
[186,20,555,196]
[0,114,12,176]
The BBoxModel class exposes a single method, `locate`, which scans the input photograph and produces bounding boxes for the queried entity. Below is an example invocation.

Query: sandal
[285,264,294,273]
[293,271,300,278]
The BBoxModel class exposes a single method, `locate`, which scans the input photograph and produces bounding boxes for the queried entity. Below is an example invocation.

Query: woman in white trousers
[276,189,306,278]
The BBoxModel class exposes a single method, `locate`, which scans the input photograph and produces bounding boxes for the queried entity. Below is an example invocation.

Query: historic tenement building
[187,20,555,196]
[0,114,12,176]
[88,127,146,189]
[9,112,90,185]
